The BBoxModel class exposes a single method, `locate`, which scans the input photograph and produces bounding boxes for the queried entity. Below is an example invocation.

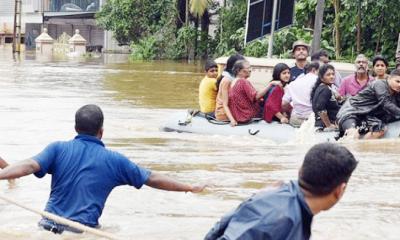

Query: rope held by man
[0,194,121,240]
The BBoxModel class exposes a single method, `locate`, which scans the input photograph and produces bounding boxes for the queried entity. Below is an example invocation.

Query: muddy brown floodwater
[0,46,399,239]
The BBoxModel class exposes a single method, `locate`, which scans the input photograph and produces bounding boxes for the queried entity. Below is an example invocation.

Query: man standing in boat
[290,40,310,82]
[0,104,205,234]
[205,143,358,240]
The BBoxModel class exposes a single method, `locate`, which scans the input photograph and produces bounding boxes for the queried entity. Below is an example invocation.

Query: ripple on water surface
[0,48,399,239]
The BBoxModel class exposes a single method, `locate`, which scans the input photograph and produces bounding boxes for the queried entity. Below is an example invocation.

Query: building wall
[0,0,43,34]
[45,18,104,48]
[0,0,121,52]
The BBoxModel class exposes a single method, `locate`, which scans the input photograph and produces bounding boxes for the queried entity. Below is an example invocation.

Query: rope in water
[0,194,121,240]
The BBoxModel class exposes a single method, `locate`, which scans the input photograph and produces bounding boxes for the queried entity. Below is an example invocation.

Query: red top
[263,86,284,123]
[228,79,260,123]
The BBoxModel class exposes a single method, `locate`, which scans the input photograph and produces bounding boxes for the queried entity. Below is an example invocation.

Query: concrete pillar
[35,28,54,55]
[69,29,87,55]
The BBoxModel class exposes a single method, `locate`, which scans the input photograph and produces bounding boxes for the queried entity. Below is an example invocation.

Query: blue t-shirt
[290,65,306,82]
[33,134,151,227]
[205,181,313,240]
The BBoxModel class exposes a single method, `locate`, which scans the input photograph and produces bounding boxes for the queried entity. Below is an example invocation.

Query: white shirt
[282,72,318,118]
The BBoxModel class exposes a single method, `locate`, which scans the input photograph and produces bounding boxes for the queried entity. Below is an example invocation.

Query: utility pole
[267,0,278,58]
[396,33,400,68]
[356,0,362,54]
[12,0,22,53]
[311,0,325,55]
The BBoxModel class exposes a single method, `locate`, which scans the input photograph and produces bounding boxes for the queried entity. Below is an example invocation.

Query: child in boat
[337,69,400,139]
[263,63,291,123]
[205,143,358,240]
[199,59,219,114]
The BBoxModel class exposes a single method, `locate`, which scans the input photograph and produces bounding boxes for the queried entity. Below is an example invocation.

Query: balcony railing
[48,0,99,12]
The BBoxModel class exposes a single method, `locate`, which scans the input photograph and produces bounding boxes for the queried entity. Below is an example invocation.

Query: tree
[311,0,325,54]
[96,0,174,45]
[332,0,341,58]
[190,0,208,18]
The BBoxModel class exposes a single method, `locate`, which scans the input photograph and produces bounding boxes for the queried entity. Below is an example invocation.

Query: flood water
[0,46,399,240]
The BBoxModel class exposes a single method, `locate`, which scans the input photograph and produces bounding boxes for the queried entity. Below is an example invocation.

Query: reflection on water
[103,60,204,109]
[0,46,399,239]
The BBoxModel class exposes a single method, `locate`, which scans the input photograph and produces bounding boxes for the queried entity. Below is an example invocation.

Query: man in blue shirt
[290,40,310,82]
[0,104,205,234]
[205,143,358,240]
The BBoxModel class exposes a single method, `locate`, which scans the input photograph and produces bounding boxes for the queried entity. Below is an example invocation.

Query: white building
[0,0,43,45]
[0,0,123,52]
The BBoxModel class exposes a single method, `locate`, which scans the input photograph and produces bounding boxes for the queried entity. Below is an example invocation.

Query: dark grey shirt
[337,80,400,123]
[205,181,313,240]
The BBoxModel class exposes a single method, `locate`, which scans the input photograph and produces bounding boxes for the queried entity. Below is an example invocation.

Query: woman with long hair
[310,64,340,130]
[263,63,291,123]
[228,60,279,124]
[215,54,245,126]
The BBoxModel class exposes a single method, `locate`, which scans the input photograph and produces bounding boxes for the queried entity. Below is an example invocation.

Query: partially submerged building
[0,0,42,46]
[0,0,123,52]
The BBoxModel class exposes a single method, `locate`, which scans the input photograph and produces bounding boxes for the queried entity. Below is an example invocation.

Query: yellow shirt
[199,76,218,113]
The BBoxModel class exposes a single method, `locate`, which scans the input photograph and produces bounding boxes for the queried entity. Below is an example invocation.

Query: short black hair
[372,55,389,67]
[205,59,218,71]
[311,50,329,61]
[272,63,290,80]
[225,54,245,75]
[304,62,320,74]
[319,49,329,57]
[299,143,358,196]
[390,69,400,77]
[75,104,104,136]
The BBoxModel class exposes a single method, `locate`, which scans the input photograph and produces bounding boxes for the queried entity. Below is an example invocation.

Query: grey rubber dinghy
[160,110,400,143]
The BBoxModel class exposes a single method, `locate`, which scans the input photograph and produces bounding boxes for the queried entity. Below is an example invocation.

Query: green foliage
[190,0,208,18]
[130,36,159,60]
[96,0,175,44]
[212,0,247,56]
[244,38,268,57]
[167,26,197,60]
[98,0,400,61]
[298,0,400,61]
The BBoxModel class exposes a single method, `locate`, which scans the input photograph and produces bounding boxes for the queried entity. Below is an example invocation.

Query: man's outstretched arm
[0,156,9,169]
[0,159,40,180]
[145,172,205,193]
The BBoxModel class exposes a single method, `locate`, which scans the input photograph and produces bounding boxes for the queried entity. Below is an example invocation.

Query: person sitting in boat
[311,50,342,88]
[372,55,389,81]
[311,64,340,131]
[228,60,279,125]
[290,40,310,82]
[215,54,245,126]
[338,54,374,97]
[199,59,218,114]
[205,142,358,240]
[282,62,320,127]
[263,63,291,124]
[336,69,400,139]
